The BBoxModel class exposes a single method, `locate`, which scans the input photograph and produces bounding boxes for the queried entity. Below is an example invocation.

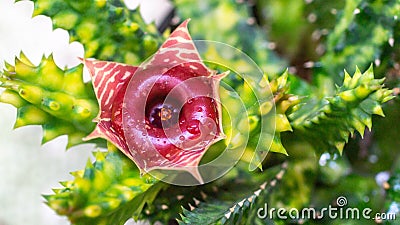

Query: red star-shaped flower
[83,19,226,183]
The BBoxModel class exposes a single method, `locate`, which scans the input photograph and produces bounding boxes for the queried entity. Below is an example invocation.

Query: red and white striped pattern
[83,59,137,158]
[146,19,212,77]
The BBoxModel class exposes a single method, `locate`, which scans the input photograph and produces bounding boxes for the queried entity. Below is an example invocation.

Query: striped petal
[83,60,136,158]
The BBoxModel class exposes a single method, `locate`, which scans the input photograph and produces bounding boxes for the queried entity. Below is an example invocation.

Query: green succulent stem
[28,0,164,64]
[289,65,394,154]
[0,54,99,147]
[44,143,166,225]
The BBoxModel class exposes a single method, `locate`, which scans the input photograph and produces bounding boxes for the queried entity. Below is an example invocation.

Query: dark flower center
[146,102,179,129]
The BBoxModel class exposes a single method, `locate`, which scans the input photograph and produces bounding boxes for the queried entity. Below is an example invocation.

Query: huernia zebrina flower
[83,19,227,182]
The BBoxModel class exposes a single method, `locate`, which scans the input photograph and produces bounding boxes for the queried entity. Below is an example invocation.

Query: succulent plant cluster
[28,0,164,64]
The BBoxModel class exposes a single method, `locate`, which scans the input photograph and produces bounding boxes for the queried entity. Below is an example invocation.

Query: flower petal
[83,59,137,158]
[147,19,213,76]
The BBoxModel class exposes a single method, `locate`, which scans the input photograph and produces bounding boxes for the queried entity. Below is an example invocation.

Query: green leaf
[45,144,166,225]
[0,54,99,147]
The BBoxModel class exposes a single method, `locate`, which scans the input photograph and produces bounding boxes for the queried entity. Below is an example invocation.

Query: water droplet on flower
[186,120,200,134]
[187,99,193,104]
[179,136,185,141]
[197,107,203,112]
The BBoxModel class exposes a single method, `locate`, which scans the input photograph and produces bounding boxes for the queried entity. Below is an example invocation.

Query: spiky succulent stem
[28,0,164,64]
[214,69,300,170]
[44,143,165,225]
[0,54,99,147]
[289,65,394,154]
[178,162,288,225]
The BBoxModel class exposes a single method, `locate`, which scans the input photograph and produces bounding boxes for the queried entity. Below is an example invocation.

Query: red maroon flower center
[146,101,179,129]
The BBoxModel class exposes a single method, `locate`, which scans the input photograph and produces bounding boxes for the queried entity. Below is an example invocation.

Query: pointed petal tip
[216,132,227,141]
[185,167,204,184]
[214,71,230,80]
[83,127,102,141]
[181,18,191,26]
